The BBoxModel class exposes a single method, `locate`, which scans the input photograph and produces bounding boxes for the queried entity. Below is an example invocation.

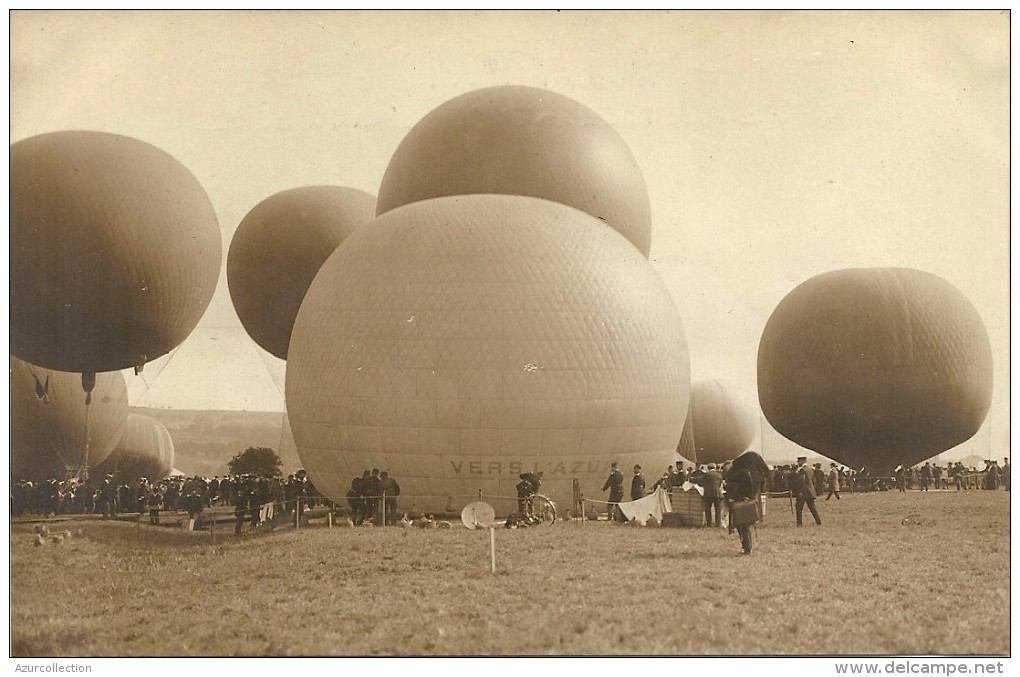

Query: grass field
[9,489,1010,657]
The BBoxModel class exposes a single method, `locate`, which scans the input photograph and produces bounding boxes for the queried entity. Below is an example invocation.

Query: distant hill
[131,407,302,477]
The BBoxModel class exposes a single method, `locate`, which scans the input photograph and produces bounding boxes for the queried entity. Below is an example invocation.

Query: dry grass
[10,489,1009,657]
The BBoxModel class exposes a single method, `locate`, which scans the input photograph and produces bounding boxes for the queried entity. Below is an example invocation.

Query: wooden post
[381,492,386,527]
[328,511,333,529]
[490,527,496,574]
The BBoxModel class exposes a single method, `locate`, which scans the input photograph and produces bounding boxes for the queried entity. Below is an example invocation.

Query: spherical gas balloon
[287,195,689,515]
[684,380,757,465]
[93,413,174,483]
[10,131,221,374]
[758,268,993,476]
[11,356,129,480]
[228,186,377,359]
[377,85,653,256]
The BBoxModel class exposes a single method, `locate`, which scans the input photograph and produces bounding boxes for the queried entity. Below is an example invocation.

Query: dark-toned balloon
[10,131,221,374]
[377,85,653,256]
[92,413,174,482]
[227,186,376,359]
[683,380,756,465]
[757,268,993,475]
[11,356,129,480]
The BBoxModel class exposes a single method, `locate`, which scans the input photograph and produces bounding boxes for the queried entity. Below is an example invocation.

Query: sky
[9,10,1011,462]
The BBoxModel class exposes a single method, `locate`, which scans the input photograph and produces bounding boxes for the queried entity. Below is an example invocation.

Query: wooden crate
[667,489,705,527]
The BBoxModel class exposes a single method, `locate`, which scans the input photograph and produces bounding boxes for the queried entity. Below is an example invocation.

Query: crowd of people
[600,454,1011,554]
[10,470,331,527]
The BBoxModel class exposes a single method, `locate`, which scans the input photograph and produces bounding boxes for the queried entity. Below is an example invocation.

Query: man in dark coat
[233,485,249,535]
[725,452,768,554]
[348,472,368,525]
[630,465,645,501]
[363,469,382,525]
[812,463,826,496]
[379,471,400,525]
[602,462,625,522]
[698,464,724,528]
[793,456,822,526]
[99,475,118,518]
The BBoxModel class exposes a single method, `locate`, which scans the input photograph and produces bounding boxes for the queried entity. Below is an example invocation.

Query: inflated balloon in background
[93,413,175,483]
[11,356,129,481]
[286,195,689,515]
[376,85,653,257]
[10,131,221,375]
[227,186,377,359]
[757,268,993,475]
[683,380,757,465]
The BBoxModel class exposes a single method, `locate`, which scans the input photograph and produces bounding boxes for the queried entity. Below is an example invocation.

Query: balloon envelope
[377,85,653,256]
[227,186,377,359]
[757,268,993,475]
[10,131,221,374]
[286,195,689,515]
[93,413,175,482]
[11,357,129,480]
[685,380,757,465]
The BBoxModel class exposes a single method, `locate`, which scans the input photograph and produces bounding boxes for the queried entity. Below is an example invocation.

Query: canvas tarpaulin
[618,486,672,525]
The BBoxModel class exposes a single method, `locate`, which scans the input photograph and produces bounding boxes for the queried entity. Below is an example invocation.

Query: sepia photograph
[7,9,1011,669]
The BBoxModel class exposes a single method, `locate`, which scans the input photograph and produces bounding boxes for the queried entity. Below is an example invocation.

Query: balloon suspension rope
[77,372,96,483]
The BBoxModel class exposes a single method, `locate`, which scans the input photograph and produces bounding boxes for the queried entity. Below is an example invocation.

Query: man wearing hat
[793,456,822,526]
[602,461,625,522]
[630,465,645,501]
[97,474,115,518]
[698,463,724,528]
[826,462,841,500]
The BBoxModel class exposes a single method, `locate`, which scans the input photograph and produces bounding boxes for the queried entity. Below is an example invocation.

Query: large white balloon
[286,195,690,515]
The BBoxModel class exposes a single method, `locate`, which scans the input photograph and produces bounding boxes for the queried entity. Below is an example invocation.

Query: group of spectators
[601,454,1012,526]
[345,469,401,525]
[894,459,1010,492]
[11,470,329,526]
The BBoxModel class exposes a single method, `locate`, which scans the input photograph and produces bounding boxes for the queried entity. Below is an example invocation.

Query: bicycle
[525,493,557,525]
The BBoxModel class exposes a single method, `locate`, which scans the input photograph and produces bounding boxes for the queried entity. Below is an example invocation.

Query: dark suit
[630,472,645,501]
[602,468,625,521]
[793,463,822,526]
[699,470,723,527]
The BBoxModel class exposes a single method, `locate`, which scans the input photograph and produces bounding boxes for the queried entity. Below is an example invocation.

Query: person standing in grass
[724,452,768,555]
[812,463,825,496]
[233,483,249,535]
[630,465,646,502]
[825,462,841,501]
[1003,458,1010,492]
[793,456,822,526]
[348,471,369,525]
[698,464,723,528]
[146,486,164,525]
[379,471,400,525]
[602,461,625,522]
